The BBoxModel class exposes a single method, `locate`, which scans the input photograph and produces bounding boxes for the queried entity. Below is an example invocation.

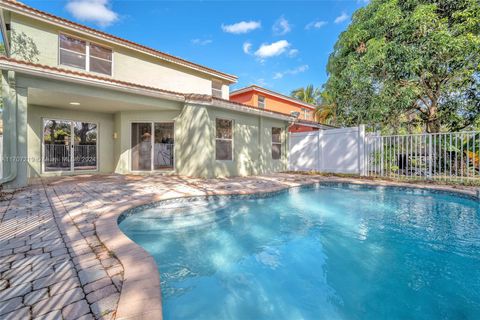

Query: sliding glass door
[43,120,72,171]
[131,123,152,171]
[43,119,97,172]
[131,122,174,171]
[74,122,98,170]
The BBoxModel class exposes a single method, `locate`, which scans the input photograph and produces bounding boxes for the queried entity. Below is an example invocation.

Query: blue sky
[23,0,369,95]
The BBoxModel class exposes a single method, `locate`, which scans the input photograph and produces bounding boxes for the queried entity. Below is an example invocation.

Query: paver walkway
[0,173,476,319]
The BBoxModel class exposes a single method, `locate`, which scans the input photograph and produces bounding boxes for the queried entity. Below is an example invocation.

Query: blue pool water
[119,184,480,320]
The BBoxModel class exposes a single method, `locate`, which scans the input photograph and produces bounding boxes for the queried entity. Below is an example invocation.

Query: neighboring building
[230,85,323,132]
[0,0,295,188]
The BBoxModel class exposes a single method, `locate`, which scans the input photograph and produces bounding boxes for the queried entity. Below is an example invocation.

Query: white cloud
[272,16,291,35]
[287,49,299,57]
[254,40,291,59]
[191,38,213,46]
[66,0,118,27]
[305,20,327,30]
[243,42,252,54]
[256,78,268,87]
[273,65,309,80]
[334,12,349,24]
[222,21,261,34]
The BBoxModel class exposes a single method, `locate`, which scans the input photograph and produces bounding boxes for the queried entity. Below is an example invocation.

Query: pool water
[119,184,480,320]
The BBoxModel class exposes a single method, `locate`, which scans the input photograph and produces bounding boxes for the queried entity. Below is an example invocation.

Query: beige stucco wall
[25,103,287,180]
[9,13,231,98]
[27,105,115,178]
[10,70,286,184]
[113,110,181,174]
[175,104,288,178]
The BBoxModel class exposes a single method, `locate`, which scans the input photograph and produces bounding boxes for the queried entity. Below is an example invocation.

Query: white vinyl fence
[289,126,365,174]
[365,131,480,182]
[289,127,480,182]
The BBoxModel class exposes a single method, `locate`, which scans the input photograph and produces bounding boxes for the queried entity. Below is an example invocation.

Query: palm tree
[290,84,321,105]
[314,91,337,125]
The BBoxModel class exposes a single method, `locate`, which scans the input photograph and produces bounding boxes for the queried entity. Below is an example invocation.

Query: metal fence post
[358,125,366,176]
[380,132,384,177]
[428,134,433,180]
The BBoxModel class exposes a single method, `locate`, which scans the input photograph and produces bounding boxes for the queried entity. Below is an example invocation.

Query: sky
[22,0,369,95]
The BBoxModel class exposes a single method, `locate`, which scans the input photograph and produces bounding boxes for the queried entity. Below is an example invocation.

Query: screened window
[59,34,86,69]
[216,119,233,160]
[59,34,112,76]
[212,81,222,98]
[258,95,265,108]
[272,127,282,160]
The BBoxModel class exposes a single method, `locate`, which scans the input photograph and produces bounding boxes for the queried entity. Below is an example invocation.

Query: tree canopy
[324,0,480,133]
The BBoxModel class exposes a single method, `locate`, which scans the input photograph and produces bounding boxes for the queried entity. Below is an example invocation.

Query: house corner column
[2,70,29,189]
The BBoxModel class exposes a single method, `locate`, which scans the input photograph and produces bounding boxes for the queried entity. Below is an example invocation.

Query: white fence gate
[289,126,365,175]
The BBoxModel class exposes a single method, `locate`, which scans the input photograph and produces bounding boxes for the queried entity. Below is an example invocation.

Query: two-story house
[0,0,296,188]
[230,85,324,133]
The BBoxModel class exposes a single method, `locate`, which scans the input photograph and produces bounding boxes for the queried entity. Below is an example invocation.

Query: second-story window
[59,34,86,69]
[302,108,309,119]
[90,43,113,75]
[258,95,265,108]
[59,34,112,76]
[212,81,222,98]
[306,109,311,120]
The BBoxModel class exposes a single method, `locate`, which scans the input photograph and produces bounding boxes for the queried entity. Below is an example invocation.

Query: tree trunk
[78,123,90,144]
[426,101,440,133]
[426,119,440,133]
[50,120,56,143]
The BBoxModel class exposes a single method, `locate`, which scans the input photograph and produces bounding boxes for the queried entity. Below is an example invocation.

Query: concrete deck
[0,173,477,319]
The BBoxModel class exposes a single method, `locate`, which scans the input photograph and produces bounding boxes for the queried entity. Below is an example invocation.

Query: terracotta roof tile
[0,56,186,97]
[0,56,333,125]
[1,0,237,82]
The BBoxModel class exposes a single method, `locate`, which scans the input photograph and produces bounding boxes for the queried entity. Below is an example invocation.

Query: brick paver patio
[0,173,477,319]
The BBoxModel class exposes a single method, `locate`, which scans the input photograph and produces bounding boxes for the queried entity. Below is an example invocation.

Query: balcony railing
[44,144,97,169]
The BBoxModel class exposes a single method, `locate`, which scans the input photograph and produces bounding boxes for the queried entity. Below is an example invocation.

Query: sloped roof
[0,56,297,121]
[0,0,237,83]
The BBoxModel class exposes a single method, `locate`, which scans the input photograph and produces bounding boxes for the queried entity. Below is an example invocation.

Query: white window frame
[41,117,99,174]
[212,80,223,98]
[258,95,265,108]
[306,109,312,120]
[129,121,176,172]
[271,127,282,160]
[58,33,114,76]
[215,118,234,161]
[301,108,307,119]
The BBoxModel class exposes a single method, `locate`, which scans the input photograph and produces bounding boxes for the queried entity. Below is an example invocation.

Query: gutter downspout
[0,70,17,185]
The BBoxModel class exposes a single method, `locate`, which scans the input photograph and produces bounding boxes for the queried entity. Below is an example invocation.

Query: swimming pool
[119,183,480,320]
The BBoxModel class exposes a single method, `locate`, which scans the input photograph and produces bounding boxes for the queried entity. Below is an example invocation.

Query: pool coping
[95,176,479,320]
